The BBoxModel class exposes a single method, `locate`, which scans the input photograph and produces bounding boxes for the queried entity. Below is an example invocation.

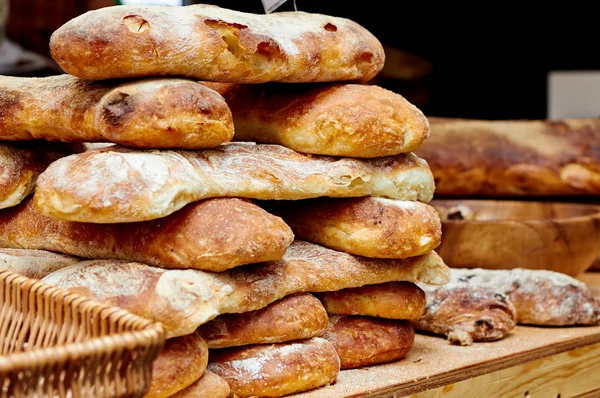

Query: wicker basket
[0,270,165,398]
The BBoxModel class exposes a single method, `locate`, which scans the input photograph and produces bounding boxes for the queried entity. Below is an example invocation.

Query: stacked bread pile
[0,4,450,397]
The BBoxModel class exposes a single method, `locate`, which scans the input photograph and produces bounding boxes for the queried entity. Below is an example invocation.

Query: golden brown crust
[0,248,80,279]
[34,143,435,223]
[169,371,230,398]
[207,337,340,397]
[40,241,449,338]
[417,117,600,196]
[50,5,384,83]
[264,197,441,259]
[0,197,293,272]
[146,333,208,398]
[0,75,232,149]
[323,315,414,369]
[205,83,429,157]
[317,282,426,321]
[199,293,328,348]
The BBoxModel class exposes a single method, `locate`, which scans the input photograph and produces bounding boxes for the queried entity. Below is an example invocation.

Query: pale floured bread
[199,293,328,348]
[415,286,517,346]
[146,333,208,398]
[34,143,434,223]
[264,197,441,258]
[316,282,426,321]
[0,248,80,279]
[170,371,230,398]
[0,197,293,272]
[323,315,414,369]
[41,241,450,338]
[50,4,384,83]
[204,83,429,157]
[207,337,340,397]
[0,75,232,149]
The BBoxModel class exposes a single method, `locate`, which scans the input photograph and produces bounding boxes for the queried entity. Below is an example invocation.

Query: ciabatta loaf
[0,75,232,149]
[170,371,230,398]
[41,241,450,338]
[205,83,429,157]
[0,248,80,279]
[34,143,435,223]
[0,198,292,272]
[50,4,384,83]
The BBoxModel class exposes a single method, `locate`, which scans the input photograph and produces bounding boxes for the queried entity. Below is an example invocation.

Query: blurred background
[2,0,599,120]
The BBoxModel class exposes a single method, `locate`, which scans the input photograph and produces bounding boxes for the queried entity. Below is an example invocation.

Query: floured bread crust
[0,248,80,279]
[170,371,230,398]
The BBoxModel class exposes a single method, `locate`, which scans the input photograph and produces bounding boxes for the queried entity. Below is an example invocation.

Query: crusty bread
[0,75,232,149]
[170,371,230,398]
[417,117,600,196]
[34,143,435,223]
[264,197,441,258]
[0,197,293,272]
[146,333,208,398]
[0,248,80,279]
[0,142,83,209]
[50,4,384,83]
[204,83,429,157]
[317,282,426,321]
[416,286,517,346]
[199,293,328,348]
[208,337,340,397]
[41,241,450,338]
[323,315,414,369]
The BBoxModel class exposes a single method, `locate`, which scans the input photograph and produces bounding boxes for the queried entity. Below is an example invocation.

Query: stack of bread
[0,4,451,397]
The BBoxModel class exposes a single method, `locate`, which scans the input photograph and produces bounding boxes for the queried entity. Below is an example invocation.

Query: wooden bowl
[432,199,600,276]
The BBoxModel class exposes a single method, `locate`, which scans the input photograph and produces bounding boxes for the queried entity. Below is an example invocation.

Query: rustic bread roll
[204,83,428,157]
[50,4,384,83]
[199,293,328,348]
[146,333,208,398]
[208,337,340,397]
[0,197,293,271]
[264,197,441,258]
[323,315,414,369]
[417,117,600,196]
[41,241,450,338]
[0,75,232,149]
[34,143,435,223]
[317,282,426,321]
[170,371,230,398]
[0,248,80,279]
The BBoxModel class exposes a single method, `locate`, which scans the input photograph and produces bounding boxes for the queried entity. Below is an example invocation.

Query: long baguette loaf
[204,83,429,157]
[0,248,80,279]
[34,143,435,223]
[41,241,450,338]
[0,75,232,149]
[264,197,441,258]
[0,198,293,272]
[50,4,384,83]
[417,117,600,196]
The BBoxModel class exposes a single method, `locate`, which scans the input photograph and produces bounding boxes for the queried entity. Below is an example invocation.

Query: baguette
[170,371,230,398]
[417,117,600,196]
[50,4,384,83]
[34,143,435,223]
[264,197,441,258]
[41,241,450,338]
[0,197,293,272]
[0,248,80,279]
[0,75,232,149]
[205,82,429,157]
[207,337,340,398]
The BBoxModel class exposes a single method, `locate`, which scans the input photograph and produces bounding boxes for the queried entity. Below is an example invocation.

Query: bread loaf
[0,248,79,279]
[205,82,429,157]
[146,333,208,398]
[41,241,450,338]
[34,143,435,223]
[199,293,328,348]
[0,198,293,271]
[0,75,232,149]
[417,117,600,196]
[50,4,384,83]
[264,197,441,258]
[317,282,426,321]
[323,315,414,369]
[170,371,230,398]
[207,337,340,397]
